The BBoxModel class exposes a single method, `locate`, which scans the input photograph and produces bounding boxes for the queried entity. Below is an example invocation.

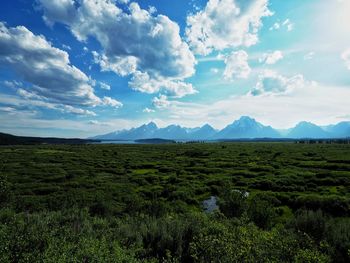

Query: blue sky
[0,0,349,137]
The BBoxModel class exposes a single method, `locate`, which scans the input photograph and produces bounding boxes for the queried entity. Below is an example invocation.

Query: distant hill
[0,132,98,145]
[93,117,350,141]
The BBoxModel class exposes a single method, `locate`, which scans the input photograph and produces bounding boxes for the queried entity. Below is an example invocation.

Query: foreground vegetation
[0,143,349,262]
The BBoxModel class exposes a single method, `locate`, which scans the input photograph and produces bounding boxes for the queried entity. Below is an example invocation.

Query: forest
[0,142,349,262]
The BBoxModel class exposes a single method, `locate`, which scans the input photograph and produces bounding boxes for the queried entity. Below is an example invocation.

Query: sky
[0,0,350,138]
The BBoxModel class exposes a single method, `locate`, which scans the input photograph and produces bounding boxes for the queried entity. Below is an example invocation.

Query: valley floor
[0,143,349,262]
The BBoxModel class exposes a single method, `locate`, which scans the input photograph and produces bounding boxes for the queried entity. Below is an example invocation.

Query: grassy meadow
[0,142,349,262]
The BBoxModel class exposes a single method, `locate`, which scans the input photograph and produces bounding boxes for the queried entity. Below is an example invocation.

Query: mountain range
[92,116,350,140]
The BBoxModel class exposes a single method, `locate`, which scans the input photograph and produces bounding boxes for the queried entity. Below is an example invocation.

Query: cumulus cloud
[223,50,251,79]
[38,0,77,27]
[152,94,171,109]
[117,0,129,4]
[186,0,272,55]
[37,0,196,98]
[341,48,350,70]
[0,22,101,107]
[259,50,283,64]
[129,71,197,98]
[250,70,314,96]
[93,52,138,77]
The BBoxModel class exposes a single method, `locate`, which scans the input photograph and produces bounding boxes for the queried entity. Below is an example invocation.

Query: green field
[0,143,350,262]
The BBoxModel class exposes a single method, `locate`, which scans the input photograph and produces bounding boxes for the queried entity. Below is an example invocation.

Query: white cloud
[38,0,196,98]
[223,50,251,79]
[148,6,157,14]
[99,82,111,90]
[0,22,101,107]
[17,88,44,100]
[147,84,350,130]
[250,70,314,96]
[269,19,294,32]
[341,48,350,70]
[0,112,141,137]
[62,44,71,50]
[152,94,171,109]
[2,80,22,89]
[0,106,16,113]
[93,52,138,77]
[259,50,283,64]
[102,96,123,108]
[88,120,112,126]
[186,0,272,55]
[282,19,294,31]
[38,0,77,27]
[129,71,197,98]
[63,105,96,116]
[1,92,97,116]
[143,107,155,113]
[269,22,280,31]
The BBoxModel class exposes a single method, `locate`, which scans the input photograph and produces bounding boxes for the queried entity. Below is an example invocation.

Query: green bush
[0,143,349,262]
[190,220,328,263]
[218,190,247,218]
[290,209,327,242]
[324,218,350,263]
[247,194,278,229]
[0,174,12,207]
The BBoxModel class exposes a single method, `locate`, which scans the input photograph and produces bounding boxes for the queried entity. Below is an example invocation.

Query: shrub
[325,218,350,263]
[218,190,247,218]
[290,209,327,242]
[247,194,278,229]
[0,174,12,207]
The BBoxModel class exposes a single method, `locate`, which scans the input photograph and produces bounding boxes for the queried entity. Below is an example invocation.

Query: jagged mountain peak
[92,116,350,140]
[215,116,278,139]
[288,121,329,138]
[238,116,256,122]
[295,121,317,127]
[230,116,262,128]
[201,123,215,129]
[139,121,157,128]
